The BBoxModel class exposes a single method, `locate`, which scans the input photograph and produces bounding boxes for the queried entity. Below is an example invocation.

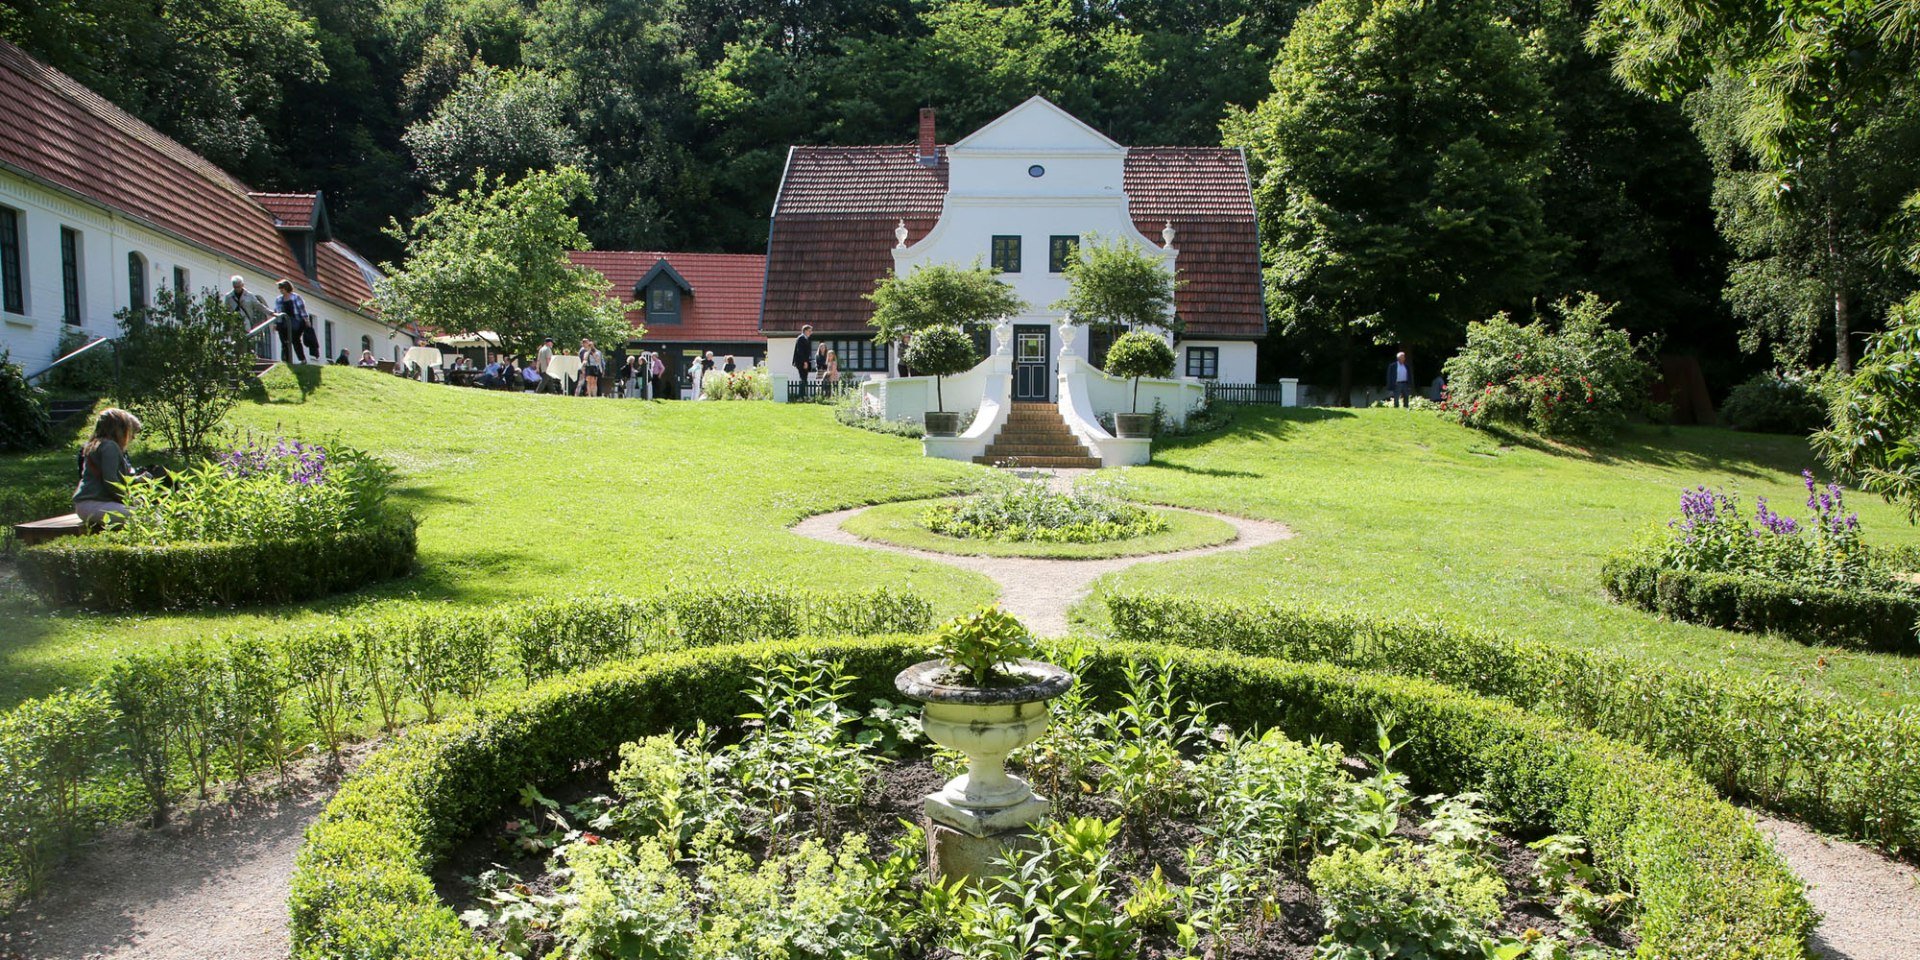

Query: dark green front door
[1013,325,1050,401]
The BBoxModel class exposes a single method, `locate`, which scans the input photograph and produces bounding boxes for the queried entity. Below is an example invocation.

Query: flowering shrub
[1721,370,1830,434]
[110,434,397,544]
[700,365,771,400]
[1643,472,1901,594]
[1439,293,1656,442]
[922,472,1168,543]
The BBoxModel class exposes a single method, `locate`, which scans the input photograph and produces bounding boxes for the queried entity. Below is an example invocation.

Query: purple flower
[1755,497,1800,536]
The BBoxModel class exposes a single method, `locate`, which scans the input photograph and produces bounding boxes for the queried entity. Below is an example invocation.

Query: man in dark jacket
[792,325,814,381]
[1386,351,1414,407]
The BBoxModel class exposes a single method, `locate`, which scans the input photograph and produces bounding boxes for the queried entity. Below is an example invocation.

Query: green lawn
[1083,407,1920,709]
[4,372,1916,714]
[0,367,997,709]
[840,499,1238,558]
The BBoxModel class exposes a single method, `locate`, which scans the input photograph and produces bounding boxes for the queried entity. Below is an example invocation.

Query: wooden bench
[12,513,86,547]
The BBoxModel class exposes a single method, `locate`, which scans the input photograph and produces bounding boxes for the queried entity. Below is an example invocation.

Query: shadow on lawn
[1481,423,1815,478]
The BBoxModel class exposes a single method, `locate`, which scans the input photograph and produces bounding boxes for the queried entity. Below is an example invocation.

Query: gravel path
[792,493,1294,637]
[1755,815,1920,960]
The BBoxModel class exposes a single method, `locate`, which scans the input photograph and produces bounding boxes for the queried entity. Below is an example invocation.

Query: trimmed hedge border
[289,637,1815,960]
[1107,593,1920,855]
[18,514,419,610]
[1600,555,1920,653]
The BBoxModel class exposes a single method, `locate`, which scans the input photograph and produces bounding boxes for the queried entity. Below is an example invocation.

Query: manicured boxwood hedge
[1600,555,1920,653]
[17,513,419,610]
[1107,593,1920,854]
[289,636,1816,960]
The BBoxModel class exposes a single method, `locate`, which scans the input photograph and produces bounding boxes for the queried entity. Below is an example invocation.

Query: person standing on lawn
[536,337,558,394]
[1387,351,1414,408]
[273,280,314,364]
[792,324,814,385]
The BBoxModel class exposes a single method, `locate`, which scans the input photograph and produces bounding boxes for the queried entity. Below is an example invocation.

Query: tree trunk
[1132,376,1140,413]
[935,375,944,413]
[1835,286,1852,374]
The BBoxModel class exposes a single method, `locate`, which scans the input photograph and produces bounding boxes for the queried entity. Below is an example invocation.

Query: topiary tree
[867,262,1028,343]
[1103,331,1176,413]
[902,323,979,413]
[1051,235,1182,335]
[115,287,255,454]
[0,350,52,453]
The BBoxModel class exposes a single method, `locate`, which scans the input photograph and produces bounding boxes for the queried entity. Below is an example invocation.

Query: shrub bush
[113,289,255,454]
[700,364,771,400]
[1106,593,1920,854]
[923,471,1169,543]
[43,326,115,396]
[288,637,1814,960]
[1602,555,1920,652]
[0,350,52,453]
[1439,293,1656,442]
[18,517,420,611]
[1722,370,1830,434]
[0,583,934,899]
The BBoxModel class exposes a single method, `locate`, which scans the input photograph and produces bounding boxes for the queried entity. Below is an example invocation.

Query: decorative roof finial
[895,219,909,248]
[1161,221,1176,249]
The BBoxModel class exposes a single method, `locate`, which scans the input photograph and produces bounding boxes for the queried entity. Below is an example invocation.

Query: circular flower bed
[290,638,1815,960]
[843,498,1236,559]
[1603,475,1920,651]
[20,435,416,610]
[902,474,1190,554]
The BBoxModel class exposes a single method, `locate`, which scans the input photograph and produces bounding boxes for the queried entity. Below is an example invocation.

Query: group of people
[789,324,843,393]
[224,275,323,365]
[462,337,676,398]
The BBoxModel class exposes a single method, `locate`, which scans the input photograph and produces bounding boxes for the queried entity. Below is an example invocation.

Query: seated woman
[358,349,378,368]
[73,408,145,527]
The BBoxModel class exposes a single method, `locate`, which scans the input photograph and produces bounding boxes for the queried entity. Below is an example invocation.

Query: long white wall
[0,170,403,374]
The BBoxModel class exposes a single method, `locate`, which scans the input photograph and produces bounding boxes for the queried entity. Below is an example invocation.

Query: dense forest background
[3,0,1914,389]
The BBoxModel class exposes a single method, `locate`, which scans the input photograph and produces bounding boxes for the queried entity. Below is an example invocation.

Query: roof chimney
[917,108,938,165]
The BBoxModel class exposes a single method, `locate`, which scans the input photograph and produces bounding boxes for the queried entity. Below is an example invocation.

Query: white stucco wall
[0,170,400,374]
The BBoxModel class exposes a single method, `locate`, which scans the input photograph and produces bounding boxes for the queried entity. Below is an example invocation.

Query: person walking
[792,324,814,393]
[272,279,314,364]
[536,337,558,394]
[1386,350,1414,408]
[225,276,276,358]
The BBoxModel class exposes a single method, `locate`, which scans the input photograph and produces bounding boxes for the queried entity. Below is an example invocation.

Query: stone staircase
[974,402,1102,468]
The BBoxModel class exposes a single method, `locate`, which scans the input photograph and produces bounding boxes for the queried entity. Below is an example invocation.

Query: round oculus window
[1028,164,1046,178]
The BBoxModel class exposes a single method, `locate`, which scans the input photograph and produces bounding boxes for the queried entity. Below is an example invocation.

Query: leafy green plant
[927,606,1038,686]
[283,626,362,767]
[0,349,53,453]
[113,288,254,454]
[1722,370,1830,434]
[1102,330,1177,413]
[0,688,111,891]
[866,262,1028,343]
[1308,843,1506,960]
[902,323,980,414]
[923,471,1168,544]
[1440,293,1657,442]
[1052,234,1182,335]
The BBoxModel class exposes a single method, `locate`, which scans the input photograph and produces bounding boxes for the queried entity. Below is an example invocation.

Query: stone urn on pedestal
[895,607,1074,881]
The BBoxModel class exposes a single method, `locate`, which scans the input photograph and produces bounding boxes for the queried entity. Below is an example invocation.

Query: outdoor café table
[403,346,443,382]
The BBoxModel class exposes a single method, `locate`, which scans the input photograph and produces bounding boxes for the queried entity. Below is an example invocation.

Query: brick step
[974,455,1103,469]
[992,430,1081,443]
[983,446,1096,459]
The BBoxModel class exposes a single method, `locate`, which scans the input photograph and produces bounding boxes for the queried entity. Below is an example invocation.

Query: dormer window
[634,258,692,325]
[647,285,680,322]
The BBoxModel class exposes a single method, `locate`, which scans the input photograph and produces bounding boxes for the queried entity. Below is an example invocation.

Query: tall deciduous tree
[1225,0,1561,403]
[403,60,583,189]
[376,167,633,360]
[867,263,1029,343]
[1590,0,1920,370]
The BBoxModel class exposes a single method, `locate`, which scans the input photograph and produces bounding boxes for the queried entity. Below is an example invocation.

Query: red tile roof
[760,143,1266,339]
[249,191,319,229]
[568,251,767,343]
[0,40,378,318]
[314,241,378,309]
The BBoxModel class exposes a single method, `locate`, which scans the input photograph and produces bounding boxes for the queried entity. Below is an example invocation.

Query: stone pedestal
[926,819,1042,881]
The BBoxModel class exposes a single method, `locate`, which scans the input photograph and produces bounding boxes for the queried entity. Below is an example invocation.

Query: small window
[325,320,336,358]
[1185,346,1219,380]
[361,334,372,352]
[1088,325,1116,369]
[1028,164,1046,178]
[128,252,148,309]
[1048,235,1079,273]
[822,337,889,373]
[60,226,82,325]
[646,284,680,322]
[990,235,1021,274]
[0,207,22,314]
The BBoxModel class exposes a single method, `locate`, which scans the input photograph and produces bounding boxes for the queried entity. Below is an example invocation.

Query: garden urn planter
[896,658,1075,878]
[1113,413,1154,438]
[923,411,962,437]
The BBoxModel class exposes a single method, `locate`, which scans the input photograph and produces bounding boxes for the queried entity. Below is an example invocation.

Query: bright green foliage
[923,471,1170,544]
[868,265,1028,344]
[927,605,1036,686]
[1309,844,1506,960]
[1226,0,1560,398]
[1052,236,1180,334]
[113,288,255,454]
[901,322,981,413]
[1440,294,1656,442]
[0,351,51,453]
[1102,330,1176,414]
[1817,305,1920,518]
[1721,370,1831,434]
[0,688,110,892]
[1106,593,1920,853]
[283,627,363,767]
[378,167,633,360]
[402,60,582,189]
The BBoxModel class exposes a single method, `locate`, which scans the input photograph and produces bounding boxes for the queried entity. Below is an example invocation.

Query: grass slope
[841,499,1239,558]
[1084,407,1920,709]
[0,367,996,708]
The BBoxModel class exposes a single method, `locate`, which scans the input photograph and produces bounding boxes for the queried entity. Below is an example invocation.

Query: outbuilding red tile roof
[0,40,378,317]
[760,142,1266,339]
[568,251,767,343]
[249,191,319,229]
